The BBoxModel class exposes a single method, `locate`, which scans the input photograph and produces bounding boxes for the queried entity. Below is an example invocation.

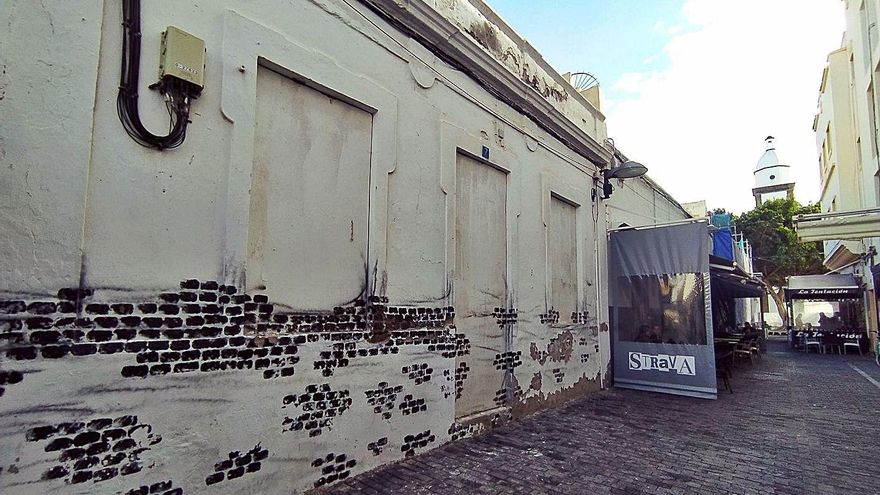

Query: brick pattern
[365,381,404,420]
[205,444,268,485]
[401,430,435,457]
[326,341,880,494]
[0,281,462,395]
[123,480,183,495]
[571,311,589,324]
[282,384,353,437]
[367,437,388,456]
[1,279,469,493]
[401,362,433,385]
[312,453,357,488]
[397,394,427,415]
[453,362,469,399]
[493,350,522,371]
[26,415,160,485]
[492,307,517,327]
[539,309,559,325]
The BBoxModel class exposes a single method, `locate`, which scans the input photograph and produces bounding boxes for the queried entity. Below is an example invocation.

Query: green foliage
[733,198,824,288]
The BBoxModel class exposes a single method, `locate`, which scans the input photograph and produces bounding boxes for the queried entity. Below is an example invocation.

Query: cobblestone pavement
[323,340,880,494]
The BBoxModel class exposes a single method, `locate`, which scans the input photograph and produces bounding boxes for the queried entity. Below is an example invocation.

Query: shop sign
[628,352,696,376]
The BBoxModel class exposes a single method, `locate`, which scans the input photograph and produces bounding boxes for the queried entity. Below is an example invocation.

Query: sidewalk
[322,341,880,494]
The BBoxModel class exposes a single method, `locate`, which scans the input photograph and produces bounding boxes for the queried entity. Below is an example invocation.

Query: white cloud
[605,0,844,214]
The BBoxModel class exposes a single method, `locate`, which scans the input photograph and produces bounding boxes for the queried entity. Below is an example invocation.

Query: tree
[733,198,824,328]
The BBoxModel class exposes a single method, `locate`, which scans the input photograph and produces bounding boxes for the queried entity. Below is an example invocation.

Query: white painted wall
[0,1,629,493]
[606,176,691,229]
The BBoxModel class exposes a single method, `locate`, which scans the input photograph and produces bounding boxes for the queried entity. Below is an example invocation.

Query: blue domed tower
[752,136,795,206]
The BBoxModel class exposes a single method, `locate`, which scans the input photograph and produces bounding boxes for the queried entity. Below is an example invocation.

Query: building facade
[814,45,866,272]
[0,1,690,493]
[807,0,880,341]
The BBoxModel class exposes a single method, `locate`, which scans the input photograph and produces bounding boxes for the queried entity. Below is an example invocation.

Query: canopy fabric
[711,229,734,261]
[710,270,764,298]
[785,274,861,300]
[794,207,880,242]
[609,219,717,399]
[610,222,709,277]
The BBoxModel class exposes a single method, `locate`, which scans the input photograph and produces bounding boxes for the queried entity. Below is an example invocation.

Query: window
[826,124,833,158]
[862,1,871,72]
[868,83,878,157]
[614,273,707,345]
[548,194,578,320]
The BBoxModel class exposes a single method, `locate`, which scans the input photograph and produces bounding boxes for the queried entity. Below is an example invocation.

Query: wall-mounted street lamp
[601,138,648,199]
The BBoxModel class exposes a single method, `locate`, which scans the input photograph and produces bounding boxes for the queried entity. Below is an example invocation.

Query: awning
[784,274,862,300]
[794,207,880,242]
[709,256,764,298]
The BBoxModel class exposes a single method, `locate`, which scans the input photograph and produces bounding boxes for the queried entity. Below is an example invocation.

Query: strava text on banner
[628,352,696,376]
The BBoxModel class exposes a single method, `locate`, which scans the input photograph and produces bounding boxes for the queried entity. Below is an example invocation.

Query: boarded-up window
[454,153,507,417]
[249,67,372,309]
[549,194,577,320]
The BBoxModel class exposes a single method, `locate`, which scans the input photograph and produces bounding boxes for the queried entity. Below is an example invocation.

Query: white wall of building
[0,1,643,493]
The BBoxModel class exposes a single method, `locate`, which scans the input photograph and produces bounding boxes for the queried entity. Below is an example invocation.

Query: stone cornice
[360,0,612,166]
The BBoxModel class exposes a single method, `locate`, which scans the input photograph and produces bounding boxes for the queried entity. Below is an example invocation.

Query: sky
[488,0,846,214]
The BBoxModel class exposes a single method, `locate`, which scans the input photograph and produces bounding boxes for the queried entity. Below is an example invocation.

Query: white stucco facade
[808,0,880,339]
[0,1,695,493]
[814,45,865,268]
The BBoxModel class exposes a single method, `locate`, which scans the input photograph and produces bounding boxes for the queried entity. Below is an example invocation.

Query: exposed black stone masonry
[205,444,268,485]
[123,479,183,495]
[401,430,435,457]
[312,452,357,488]
[365,382,404,420]
[492,307,518,327]
[367,437,388,456]
[26,415,161,485]
[493,351,522,371]
[0,280,463,397]
[282,384,353,437]
[401,361,433,385]
[398,394,427,415]
[1,280,465,492]
[539,309,560,325]
[572,311,590,324]
[448,422,476,442]
[453,362,469,400]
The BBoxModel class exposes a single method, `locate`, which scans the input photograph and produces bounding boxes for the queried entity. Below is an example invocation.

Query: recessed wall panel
[454,153,507,417]
[250,67,372,309]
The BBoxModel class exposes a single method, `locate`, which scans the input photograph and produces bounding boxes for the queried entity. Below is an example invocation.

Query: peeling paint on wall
[0,0,632,492]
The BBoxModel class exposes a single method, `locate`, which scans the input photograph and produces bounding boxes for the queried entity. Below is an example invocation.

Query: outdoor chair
[842,334,862,355]
[748,337,761,360]
[715,350,734,393]
[820,333,841,355]
[734,340,754,365]
[804,333,822,353]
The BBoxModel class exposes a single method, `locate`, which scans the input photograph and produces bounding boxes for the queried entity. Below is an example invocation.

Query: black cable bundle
[117,0,193,150]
